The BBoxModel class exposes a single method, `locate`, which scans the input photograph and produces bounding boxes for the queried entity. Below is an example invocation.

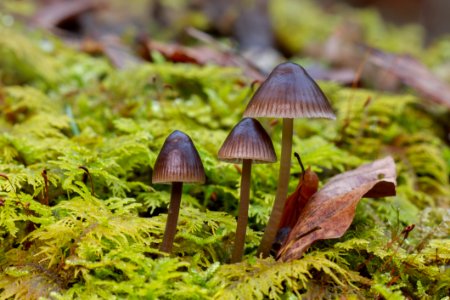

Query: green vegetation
[0,3,449,299]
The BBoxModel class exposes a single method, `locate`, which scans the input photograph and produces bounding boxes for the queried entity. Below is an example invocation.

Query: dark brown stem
[258,118,293,257]
[232,159,252,263]
[79,166,95,195]
[41,169,49,206]
[160,182,183,253]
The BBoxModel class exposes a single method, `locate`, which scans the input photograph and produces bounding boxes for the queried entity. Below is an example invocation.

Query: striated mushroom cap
[153,130,205,184]
[218,118,277,164]
[244,62,336,119]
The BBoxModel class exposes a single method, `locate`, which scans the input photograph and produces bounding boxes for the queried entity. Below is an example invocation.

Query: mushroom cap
[244,62,336,119]
[218,118,277,164]
[152,130,205,184]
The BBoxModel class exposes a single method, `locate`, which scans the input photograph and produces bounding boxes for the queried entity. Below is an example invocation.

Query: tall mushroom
[153,130,205,253]
[218,118,276,262]
[244,62,336,257]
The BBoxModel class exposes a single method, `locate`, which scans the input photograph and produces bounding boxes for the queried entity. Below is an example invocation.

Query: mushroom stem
[258,118,293,257]
[232,159,252,263]
[160,182,183,253]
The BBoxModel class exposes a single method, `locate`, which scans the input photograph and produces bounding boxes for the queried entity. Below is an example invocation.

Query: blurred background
[1,0,450,119]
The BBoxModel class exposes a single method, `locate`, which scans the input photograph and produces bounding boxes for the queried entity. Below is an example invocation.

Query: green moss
[0,8,449,299]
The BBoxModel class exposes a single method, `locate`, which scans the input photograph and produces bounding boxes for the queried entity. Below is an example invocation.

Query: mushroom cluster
[244,62,335,257]
[152,61,335,260]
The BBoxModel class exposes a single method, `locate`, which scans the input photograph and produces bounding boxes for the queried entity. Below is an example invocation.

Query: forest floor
[0,0,449,299]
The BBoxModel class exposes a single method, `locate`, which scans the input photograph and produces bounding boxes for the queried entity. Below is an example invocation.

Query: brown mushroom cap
[244,62,336,119]
[152,130,205,184]
[218,118,277,164]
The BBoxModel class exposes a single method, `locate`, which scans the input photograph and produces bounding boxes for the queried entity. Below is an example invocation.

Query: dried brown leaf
[272,167,319,255]
[33,0,104,29]
[278,156,397,262]
[278,167,319,231]
[306,66,357,85]
[144,40,265,81]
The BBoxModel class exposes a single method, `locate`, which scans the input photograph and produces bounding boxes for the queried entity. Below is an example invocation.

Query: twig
[41,169,49,206]
[79,166,95,195]
[294,152,305,180]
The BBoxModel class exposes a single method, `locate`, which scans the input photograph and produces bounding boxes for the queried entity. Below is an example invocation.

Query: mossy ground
[0,1,449,299]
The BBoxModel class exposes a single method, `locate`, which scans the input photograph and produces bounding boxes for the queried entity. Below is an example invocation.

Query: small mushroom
[218,118,276,262]
[244,62,336,257]
[153,130,205,253]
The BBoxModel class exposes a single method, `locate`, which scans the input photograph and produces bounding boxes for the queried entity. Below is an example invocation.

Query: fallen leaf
[142,38,265,81]
[278,167,319,231]
[277,156,396,262]
[33,0,104,29]
[147,41,223,65]
[368,48,450,110]
[271,166,319,254]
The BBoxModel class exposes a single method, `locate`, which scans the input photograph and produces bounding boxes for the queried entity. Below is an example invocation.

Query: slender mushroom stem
[232,159,252,263]
[160,182,183,253]
[258,118,294,257]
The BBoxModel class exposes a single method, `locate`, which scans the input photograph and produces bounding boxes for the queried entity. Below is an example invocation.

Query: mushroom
[153,130,205,253]
[218,118,276,262]
[244,62,335,257]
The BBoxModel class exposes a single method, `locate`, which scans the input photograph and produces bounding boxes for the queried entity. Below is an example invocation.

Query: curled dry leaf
[33,0,104,29]
[277,156,397,262]
[272,166,319,255]
[143,40,265,81]
[278,167,319,231]
[147,41,227,65]
[32,0,142,70]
